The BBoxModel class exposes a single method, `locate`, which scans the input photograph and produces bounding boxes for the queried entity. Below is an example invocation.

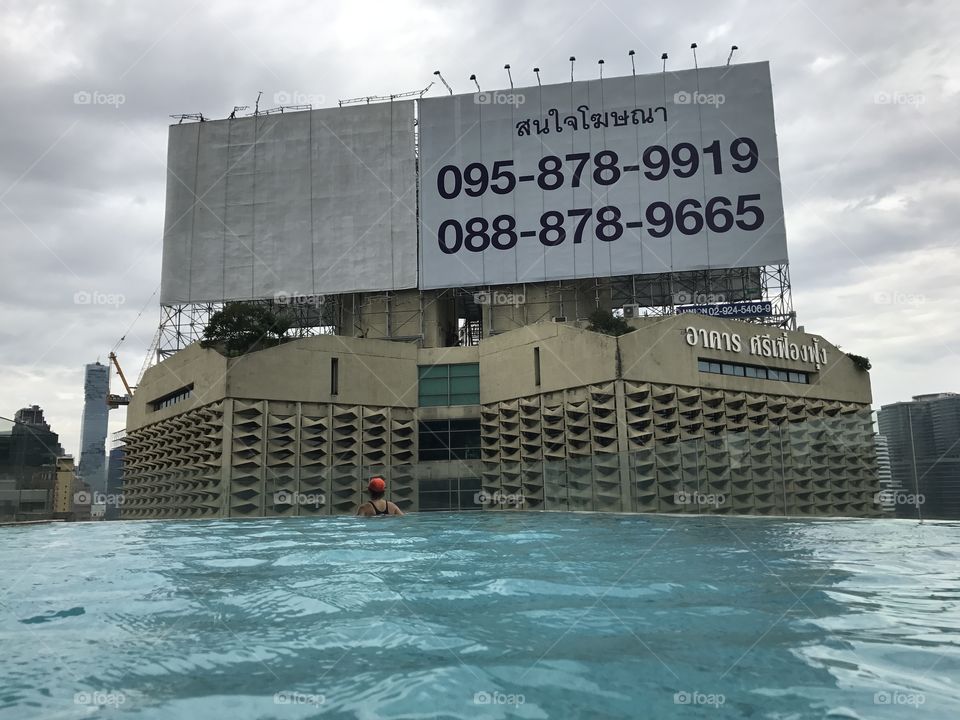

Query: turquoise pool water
[1,513,958,719]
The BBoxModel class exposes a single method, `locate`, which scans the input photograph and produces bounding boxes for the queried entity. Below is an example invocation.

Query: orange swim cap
[368,477,386,493]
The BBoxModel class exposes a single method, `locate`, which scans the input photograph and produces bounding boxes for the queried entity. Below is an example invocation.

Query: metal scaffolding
[157,299,338,359]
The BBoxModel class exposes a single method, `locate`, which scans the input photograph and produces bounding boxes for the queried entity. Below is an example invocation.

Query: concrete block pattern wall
[478,379,879,517]
[122,398,417,519]
[122,401,224,518]
[122,384,878,519]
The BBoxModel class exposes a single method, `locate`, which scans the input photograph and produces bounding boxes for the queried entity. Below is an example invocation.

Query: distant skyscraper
[878,393,960,520]
[11,405,64,457]
[14,405,46,426]
[78,362,110,494]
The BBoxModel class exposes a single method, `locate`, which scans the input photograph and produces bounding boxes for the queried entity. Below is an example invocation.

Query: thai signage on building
[684,326,828,370]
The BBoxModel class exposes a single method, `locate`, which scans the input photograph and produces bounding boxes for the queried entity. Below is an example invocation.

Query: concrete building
[52,456,74,515]
[878,393,960,519]
[78,362,110,494]
[122,312,877,519]
[14,405,65,456]
[0,409,64,520]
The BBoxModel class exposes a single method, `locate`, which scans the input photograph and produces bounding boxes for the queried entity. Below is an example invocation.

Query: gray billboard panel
[160,101,417,304]
[418,61,787,289]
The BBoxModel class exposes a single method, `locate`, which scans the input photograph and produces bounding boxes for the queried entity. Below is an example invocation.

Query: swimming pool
[1,513,958,719]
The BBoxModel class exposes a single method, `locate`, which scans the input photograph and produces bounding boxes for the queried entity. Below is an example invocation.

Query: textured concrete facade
[122,315,877,519]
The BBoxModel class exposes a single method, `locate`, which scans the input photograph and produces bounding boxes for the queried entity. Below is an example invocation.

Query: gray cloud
[1,0,958,453]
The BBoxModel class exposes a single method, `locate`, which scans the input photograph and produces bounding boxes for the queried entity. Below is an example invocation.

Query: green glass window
[418,363,480,406]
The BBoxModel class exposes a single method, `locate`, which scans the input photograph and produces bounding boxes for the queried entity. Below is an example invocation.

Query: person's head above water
[368,476,386,498]
[356,476,404,516]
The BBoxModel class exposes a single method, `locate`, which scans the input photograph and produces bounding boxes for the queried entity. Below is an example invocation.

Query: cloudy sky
[1,0,957,455]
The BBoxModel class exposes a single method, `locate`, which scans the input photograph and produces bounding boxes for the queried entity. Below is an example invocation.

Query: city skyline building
[0,408,66,519]
[78,362,110,494]
[878,393,960,519]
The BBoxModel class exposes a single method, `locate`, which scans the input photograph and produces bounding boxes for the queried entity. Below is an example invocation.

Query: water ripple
[1,514,958,718]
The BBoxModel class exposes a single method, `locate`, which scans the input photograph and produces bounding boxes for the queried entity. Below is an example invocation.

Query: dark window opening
[697,358,809,384]
[534,347,541,386]
[150,384,194,412]
[418,418,481,461]
[418,475,483,511]
[331,357,339,396]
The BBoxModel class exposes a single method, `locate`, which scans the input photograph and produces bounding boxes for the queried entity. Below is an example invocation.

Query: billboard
[160,101,417,304]
[418,61,787,290]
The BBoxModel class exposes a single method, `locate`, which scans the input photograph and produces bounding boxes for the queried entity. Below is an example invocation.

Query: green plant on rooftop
[846,353,872,372]
[587,309,635,337]
[201,302,292,357]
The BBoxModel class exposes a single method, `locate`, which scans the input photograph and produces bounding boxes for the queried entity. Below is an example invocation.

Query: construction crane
[107,352,133,409]
[106,284,159,410]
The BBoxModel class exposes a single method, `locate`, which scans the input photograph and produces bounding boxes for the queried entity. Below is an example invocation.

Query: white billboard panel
[418,62,787,289]
[161,101,417,304]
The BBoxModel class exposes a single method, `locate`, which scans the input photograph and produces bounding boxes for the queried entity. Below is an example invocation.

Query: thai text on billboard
[418,62,788,289]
